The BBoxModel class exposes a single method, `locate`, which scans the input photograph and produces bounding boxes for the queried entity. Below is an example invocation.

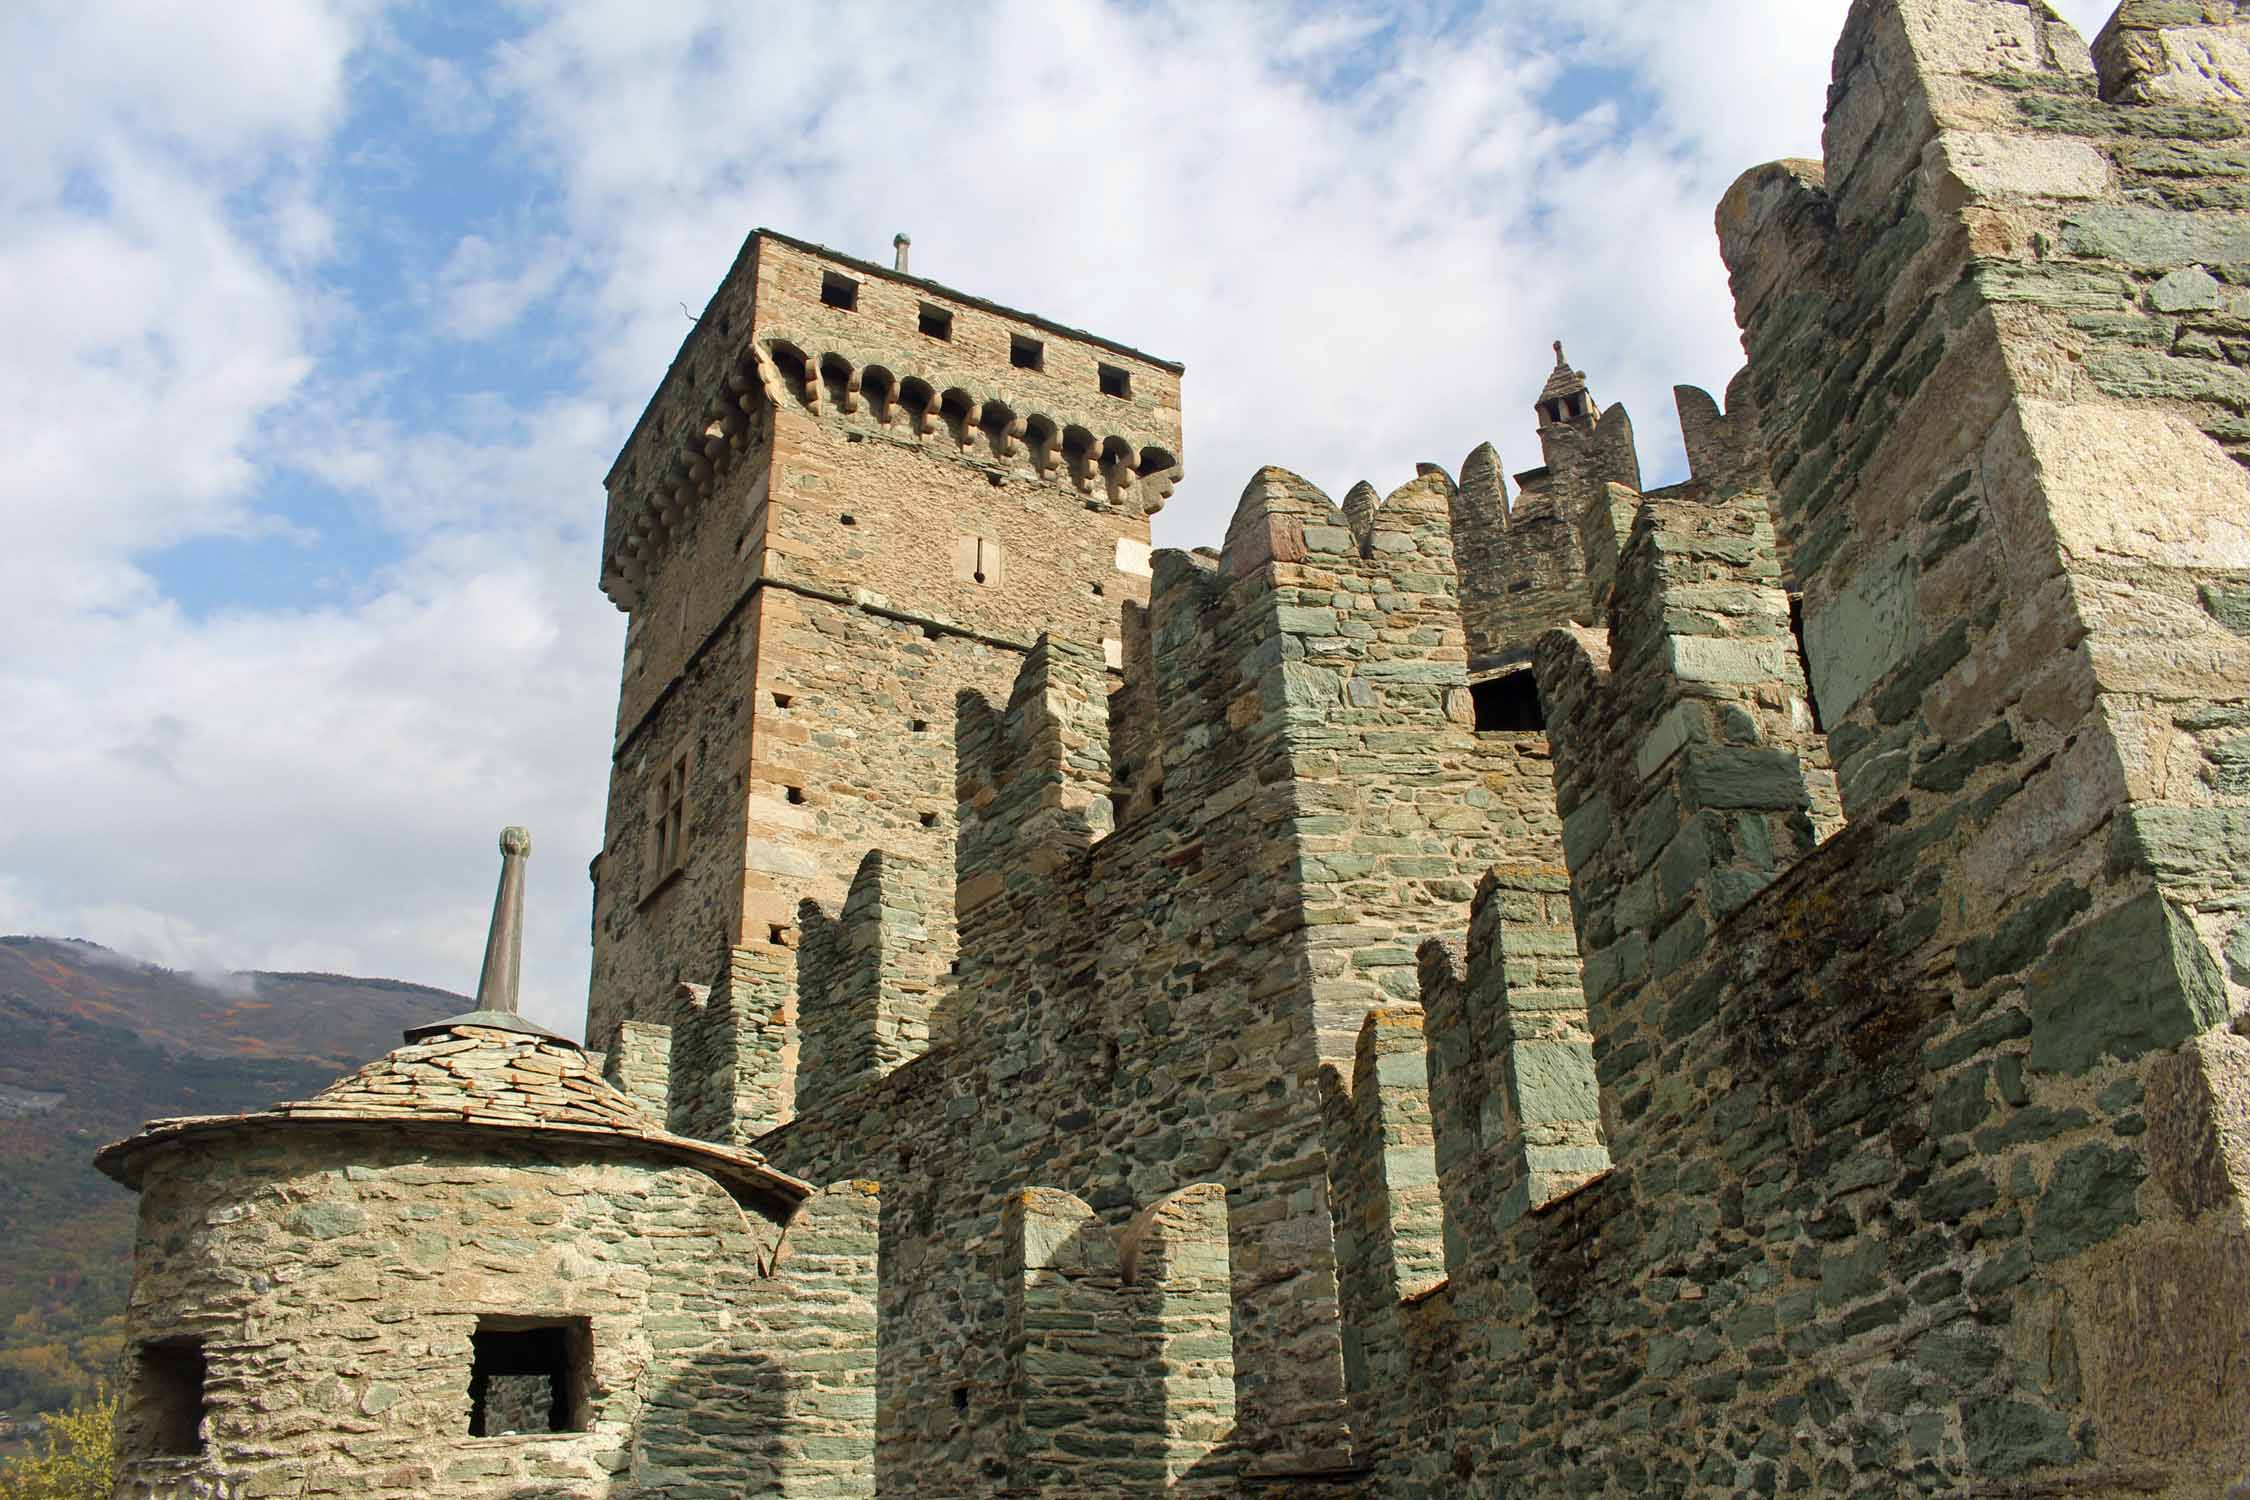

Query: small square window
[784,785,806,805]
[769,924,789,946]
[820,272,858,311]
[1471,671,1546,733]
[133,1337,207,1457]
[920,811,939,828]
[910,719,929,733]
[1098,363,1130,398]
[918,303,953,340]
[1010,335,1043,372]
[772,693,792,709]
[469,1318,591,1437]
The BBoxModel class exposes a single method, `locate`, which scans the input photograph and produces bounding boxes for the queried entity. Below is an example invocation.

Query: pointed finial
[1553,340,1567,366]
[475,827,531,1015]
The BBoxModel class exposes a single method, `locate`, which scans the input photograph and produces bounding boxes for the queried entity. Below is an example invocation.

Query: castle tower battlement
[91,5,2250,1495]
[586,230,1182,1085]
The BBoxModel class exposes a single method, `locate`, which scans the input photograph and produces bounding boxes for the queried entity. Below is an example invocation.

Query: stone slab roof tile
[94,1022,809,1219]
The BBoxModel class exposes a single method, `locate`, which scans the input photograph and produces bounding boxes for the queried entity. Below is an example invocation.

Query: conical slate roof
[271,1022,653,1132]
[1538,340,1590,405]
[94,828,808,1219]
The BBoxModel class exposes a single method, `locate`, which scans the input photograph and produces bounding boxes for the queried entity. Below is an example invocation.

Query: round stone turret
[91,831,810,1498]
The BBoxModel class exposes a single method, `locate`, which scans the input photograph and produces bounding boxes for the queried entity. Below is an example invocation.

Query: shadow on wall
[997,1182,1247,1497]
[633,1336,791,1498]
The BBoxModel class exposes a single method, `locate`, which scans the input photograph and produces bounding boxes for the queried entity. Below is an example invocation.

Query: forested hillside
[0,937,459,1427]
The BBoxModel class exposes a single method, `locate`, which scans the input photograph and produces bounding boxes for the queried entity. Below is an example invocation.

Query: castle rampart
[93,3,2250,1495]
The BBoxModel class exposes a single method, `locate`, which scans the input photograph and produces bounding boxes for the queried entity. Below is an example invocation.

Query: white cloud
[7,0,2134,1042]
[430,232,574,340]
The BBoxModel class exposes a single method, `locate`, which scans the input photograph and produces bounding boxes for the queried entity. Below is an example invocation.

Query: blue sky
[1,0,2117,1033]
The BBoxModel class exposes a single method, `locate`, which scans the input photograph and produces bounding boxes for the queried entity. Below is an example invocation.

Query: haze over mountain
[0,935,458,1426]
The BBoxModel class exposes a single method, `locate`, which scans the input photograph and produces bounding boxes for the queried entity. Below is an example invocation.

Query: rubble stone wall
[110,1131,878,1500]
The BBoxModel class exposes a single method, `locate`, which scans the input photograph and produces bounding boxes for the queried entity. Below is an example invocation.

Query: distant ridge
[0,935,463,1426]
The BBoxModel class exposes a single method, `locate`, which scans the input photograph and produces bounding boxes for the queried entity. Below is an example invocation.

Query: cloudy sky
[3,0,2116,1034]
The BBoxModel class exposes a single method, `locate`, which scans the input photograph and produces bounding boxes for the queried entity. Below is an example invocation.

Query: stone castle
[93,1,2250,1495]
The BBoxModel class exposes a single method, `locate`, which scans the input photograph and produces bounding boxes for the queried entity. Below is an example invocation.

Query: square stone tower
[587,230,1183,1095]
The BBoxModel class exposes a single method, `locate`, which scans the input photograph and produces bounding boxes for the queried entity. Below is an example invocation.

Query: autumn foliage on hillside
[0,938,458,1424]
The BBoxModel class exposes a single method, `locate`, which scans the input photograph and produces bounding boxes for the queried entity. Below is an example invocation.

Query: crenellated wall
[562,3,2250,1495]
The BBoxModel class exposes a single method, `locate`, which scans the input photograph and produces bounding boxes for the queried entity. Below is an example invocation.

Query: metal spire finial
[475,827,531,1015]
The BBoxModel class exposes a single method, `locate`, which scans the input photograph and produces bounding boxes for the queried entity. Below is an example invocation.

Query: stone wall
[110,1131,879,1500]
[546,3,2250,1496]
[588,230,1181,1071]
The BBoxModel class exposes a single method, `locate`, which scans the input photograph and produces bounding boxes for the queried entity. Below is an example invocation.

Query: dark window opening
[769,924,789,946]
[910,719,929,733]
[468,1319,590,1437]
[820,272,858,311]
[1149,782,1166,808]
[1098,363,1130,398]
[1472,671,1546,733]
[135,1337,207,1457]
[924,625,941,640]
[918,303,952,340]
[951,1386,970,1413]
[949,959,961,975]
[1788,595,1824,732]
[772,693,792,709]
[784,785,806,805]
[1010,335,1043,372]
[1091,582,1105,598]
[920,811,939,828]
[987,473,1004,488]
[840,514,857,527]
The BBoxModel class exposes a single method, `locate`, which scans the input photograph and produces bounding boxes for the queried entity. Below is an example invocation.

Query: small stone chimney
[893,233,911,274]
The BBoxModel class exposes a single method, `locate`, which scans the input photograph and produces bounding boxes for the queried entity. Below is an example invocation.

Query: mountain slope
[0,937,461,1423]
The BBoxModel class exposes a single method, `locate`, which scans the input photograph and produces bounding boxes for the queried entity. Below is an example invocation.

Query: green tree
[0,1387,115,1500]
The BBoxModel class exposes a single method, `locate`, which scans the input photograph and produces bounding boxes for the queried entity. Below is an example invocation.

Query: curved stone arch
[939,386,978,448]
[816,351,859,413]
[1136,444,1182,511]
[1061,425,1098,493]
[978,398,1022,461]
[897,374,938,436]
[1099,434,1137,506]
[858,362,897,426]
[765,339,816,409]
[1022,412,1061,474]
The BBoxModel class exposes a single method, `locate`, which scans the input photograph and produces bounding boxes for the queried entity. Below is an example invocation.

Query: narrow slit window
[134,1337,207,1457]
[1098,363,1130,398]
[1010,335,1043,372]
[820,272,858,311]
[1471,671,1546,733]
[918,303,952,340]
[468,1318,591,1437]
